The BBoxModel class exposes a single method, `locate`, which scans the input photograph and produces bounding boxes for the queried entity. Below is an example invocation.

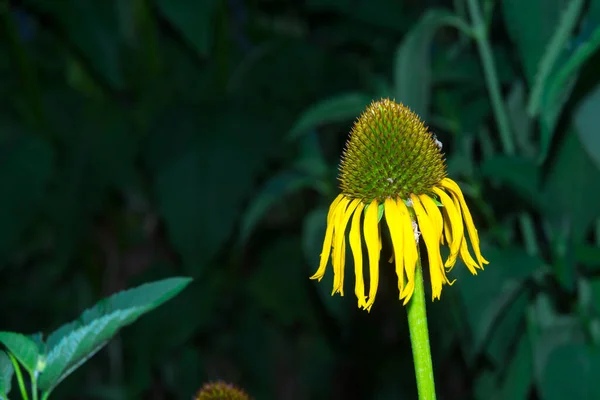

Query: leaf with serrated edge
[39,308,141,392]
[39,277,192,393]
[0,351,13,395]
[0,332,39,374]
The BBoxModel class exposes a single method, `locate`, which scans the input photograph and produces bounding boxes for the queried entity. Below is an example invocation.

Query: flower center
[339,98,447,203]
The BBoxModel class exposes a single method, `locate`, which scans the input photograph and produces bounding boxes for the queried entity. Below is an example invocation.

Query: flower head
[194,381,250,400]
[310,99,488,311]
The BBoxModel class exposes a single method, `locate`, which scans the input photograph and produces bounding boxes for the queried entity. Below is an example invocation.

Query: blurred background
[1,0,600,399]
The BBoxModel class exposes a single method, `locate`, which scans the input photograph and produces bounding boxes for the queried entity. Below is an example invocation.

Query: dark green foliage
[2,0,600,399]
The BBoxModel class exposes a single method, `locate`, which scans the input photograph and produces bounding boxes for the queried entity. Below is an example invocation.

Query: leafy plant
[0,278,191,399]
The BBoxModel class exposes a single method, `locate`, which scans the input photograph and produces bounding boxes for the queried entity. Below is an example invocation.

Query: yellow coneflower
[310,98,488,311]
[194,381,250,400]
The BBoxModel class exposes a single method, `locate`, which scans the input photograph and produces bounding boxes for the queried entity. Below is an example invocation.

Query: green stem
[31,378,38,400]
[8,353,30,400]
[407,255,436,400]
[466,0,515,156]
[466,0,540,256]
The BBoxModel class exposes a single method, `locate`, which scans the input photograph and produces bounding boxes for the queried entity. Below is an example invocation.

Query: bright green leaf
[39,308,141,393]
[154,0,219,58]
[0,351,13,396]
[0,332,39,374]
[239,171,316,246]
[394,9,470,120]
[287,92,372,141]
[39,277,192,392]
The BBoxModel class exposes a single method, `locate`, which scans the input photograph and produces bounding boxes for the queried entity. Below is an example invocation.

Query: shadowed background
[2,0,600,399]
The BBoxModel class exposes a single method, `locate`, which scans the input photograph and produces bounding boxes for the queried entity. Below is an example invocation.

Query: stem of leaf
[407,253,436,400]
[466,0,539,256]
[466,0,514,156]
[31,377,38,400]
[8,353,30,400]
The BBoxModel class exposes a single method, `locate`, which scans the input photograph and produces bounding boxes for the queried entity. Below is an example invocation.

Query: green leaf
[537,7,600,162]
[287,92,372,141]
[39,277,192,392]
[526,0,585,117]
[542,131,600,243]
[574,82,600,171]
[540,343,600,400]
[150,102,275,273]
[496,334,533,400]
[394,9,470,120]
[454,245,542,363]
[154,0,219,58]
[501,0,570,84]
[0,351,13,395]
[23,0,124,89]
[0,129,54,262]
[239,171,316,246]
[481,155,541,206]
[0,332,40,374]
[247,236,314,327]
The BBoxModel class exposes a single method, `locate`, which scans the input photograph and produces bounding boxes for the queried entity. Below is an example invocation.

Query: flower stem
[407,256,436,400]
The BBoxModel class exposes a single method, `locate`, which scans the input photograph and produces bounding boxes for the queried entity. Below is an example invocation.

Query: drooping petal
[459,238,480,274]
[330,197,350,289]
[349,202,367,308]
[363,200,381,311]
[418,194,443,238]
[411,194,447,301]
[441,178,489,268]
[310,195,345,280]
[397,198,418,305]
[433,187,464,268]
[332,198,361,295]
[384,198,405,296]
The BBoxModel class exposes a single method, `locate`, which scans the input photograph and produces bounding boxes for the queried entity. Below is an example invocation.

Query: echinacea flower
[310,98,488,311]
[195,381,250,400]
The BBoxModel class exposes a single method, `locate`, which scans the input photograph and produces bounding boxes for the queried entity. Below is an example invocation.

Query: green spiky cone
[339,98,447,202]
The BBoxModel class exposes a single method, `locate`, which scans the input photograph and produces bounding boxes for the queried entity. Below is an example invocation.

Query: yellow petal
[310,195,345,280]
[397,198,418,305]
[327,194,345,224]
[441,178,489,268]
[384,198,405,297]
[363,200,381,311]
[433,187,464,268]
[460,238,481,274]
[332,198,360,295]
[330,197,350,287]
[418,194,443,238]
[349,202,367,308]
[411,194,447,301]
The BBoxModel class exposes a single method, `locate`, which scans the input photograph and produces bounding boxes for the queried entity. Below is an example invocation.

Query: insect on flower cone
[310,98,489,311]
